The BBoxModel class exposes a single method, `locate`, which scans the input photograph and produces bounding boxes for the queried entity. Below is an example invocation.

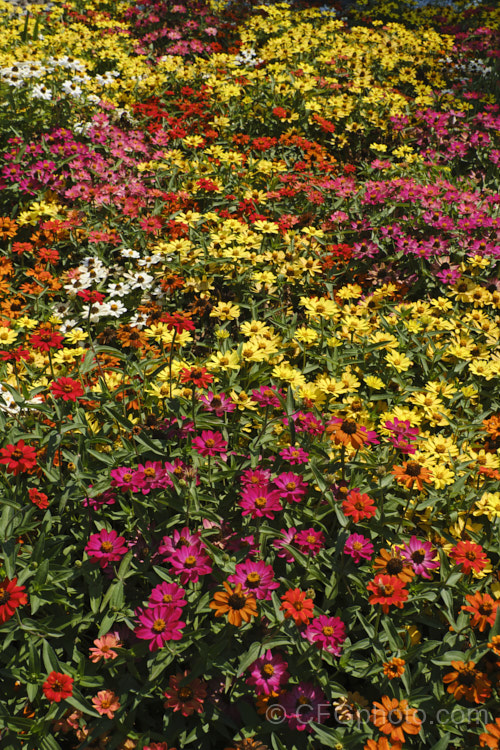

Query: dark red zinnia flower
[0,577,28,623]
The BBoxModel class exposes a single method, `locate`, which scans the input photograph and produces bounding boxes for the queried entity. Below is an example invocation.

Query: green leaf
[490,605,500,638]
[237,641,263,676]
[429,734,451,750]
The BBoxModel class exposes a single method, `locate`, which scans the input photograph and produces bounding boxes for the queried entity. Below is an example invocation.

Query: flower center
[255,496,267,507]
[322,626,334,636]
[406,461,422,477]
[227,593,247,610]
[262,664,274,677]
[178,686,194,701]
[0,588,9,604]
[379,584,394,596]
[144,467,156,477]
[389,709,404,726]
[412,549,426,564]
[386,558,403,574]
[205,439,215,448]
[184,555,197,567]
[100,541,114,553]
[341,419,357,434]
[245,572,261,587]
[286,482,296,490]
[465,550,478,561]
[163,594,173,603]
[152,619,165,633]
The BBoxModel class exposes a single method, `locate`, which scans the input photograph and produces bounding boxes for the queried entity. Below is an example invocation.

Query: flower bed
[0,0,499,748]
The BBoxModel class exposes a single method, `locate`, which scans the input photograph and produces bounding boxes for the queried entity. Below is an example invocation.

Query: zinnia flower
[239,485,282,520]
[294,528,325,556]
[92,690,120,719]
[303,615,346,656]
[461,592,499,632]
[370,695,422,744]
[443,661,491,704]
[449,540,490,575]
[191,430,228,459]
[326,417,368,450]
[169,544,212,584]
[148,582,187,609]
[246,650,289,695]
[373,548,414,583]
[135,606,185,651]
[281,682,326,732]
[383,658,406,679]
[392,460,432,491]
[209,581,258,626]
[50,376,84,401]
[0,440,37,475]
[0,577,28,624]
[89,633,121,663]
[480,717,500,748]
[42,672,74,703]
[273,472,308,503]
[344,533,374,562]
[342,490,377,522]
[85,528,128,568]
[367,575,409,613]
[398,537,440,578]
[228,560,279,600]
[280,588,314,625]
[164,671,207,716]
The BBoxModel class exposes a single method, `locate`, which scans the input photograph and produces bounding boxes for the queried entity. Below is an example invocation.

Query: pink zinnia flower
[273,471,308,503]
[303,615,346,656]
[92,690,120,719]
[294,528,325,556]
[273,527,297,563]
[279,446,309,464]
[191,430,228,459]
[240,467,271,489]
[110,466,136,491]
[85,529,127,568]
[281,682,327,732]
[344,533,374,563]
[398,536,440,579]
[135,606,185,651]
[169,544,212,584]
[246,650,289,695]
[89,633,121,663]
[164,671,207,716]
[251,385,283,408]
[228,560,279,600]
[158,526,202,558]
[198,391,235,416]
[148,582,187,609]
[239,485,283,520]
[130,461,172,494]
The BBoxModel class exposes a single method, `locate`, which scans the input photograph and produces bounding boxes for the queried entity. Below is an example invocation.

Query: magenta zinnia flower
[273,527,298,563]
[251,385,283,408]
[135,605,185,651]
[198,391,235,416]
[344,533,374,563]
[281,682,327,732]
[191,430,228,459]
[158,526,202,558]
[294,528,325,556]
[246,650,289,695]
[273,472,308,503]
[240,467,271,489]
[148,582,187,609]
[228,560,279,600]
[304,615,346,656]
[398,536,440,579]
[169,544,212,584]
[85,529,127,568]
[110,466,136,491]
[239,485,283,519]
[279,446,309,464]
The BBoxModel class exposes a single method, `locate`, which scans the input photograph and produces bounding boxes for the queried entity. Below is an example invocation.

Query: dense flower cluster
[0,0,498,748]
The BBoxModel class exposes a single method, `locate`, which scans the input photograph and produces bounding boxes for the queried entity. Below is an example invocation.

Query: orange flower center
[152,619,165,633]
[262,664,274,677]
[100,541,114,553]
[246,572,261,587]
[185,555,197,567]
[144,467,156,477]
[163,594,173,603]
[286,482,296,490]
[379,584,394,596]
[294,601,303,611]
[307,535,316,544]
[178,686,194,701]
[322,626,334,636]
[0,588,9,604]
[255,496,267,507]
[205,439,215,448]
[465,550,478,561]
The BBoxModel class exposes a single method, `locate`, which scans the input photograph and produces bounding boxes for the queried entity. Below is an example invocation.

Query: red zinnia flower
[42,671,74,703]
[0,577,28,623]
[280,589,314,625]
[461,592,499,631]
[0,440,37,475]
[449,541,490,575]
[28,487,49,509]
[164,671,207,717]
[180,366,213,388]
[29,327,64,352]
[342,490,377,523]
[50,377,85,402]
[367,575,409,613]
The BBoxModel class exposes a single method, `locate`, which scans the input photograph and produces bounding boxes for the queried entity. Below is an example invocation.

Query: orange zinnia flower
[209,582,258,627]
[449,540,490,575]
[326,418,367,450]
[443,661,492,704]
[367,575,408,614]
[373,548,414,584]
[370,695,422,744]
[392,460,432,491]
[280,588,314,625]
[488,635,500,657]
[364,738,403,750]
[462,592,499,632]
[383,658,406,679]
[480,717,500,748]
